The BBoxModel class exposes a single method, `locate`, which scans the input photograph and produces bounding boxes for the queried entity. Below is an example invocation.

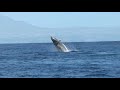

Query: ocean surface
[0,41,120,78]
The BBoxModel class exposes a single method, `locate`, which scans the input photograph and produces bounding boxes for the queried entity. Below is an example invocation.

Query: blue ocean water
[0,41,120,78]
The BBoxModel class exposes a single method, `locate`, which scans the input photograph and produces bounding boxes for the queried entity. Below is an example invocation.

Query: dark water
[0,41,120,78]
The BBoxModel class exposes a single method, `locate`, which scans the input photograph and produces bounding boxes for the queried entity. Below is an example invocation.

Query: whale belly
[57,43,69,52]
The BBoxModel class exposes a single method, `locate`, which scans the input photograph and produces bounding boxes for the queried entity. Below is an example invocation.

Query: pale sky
[0,12,120,28]
[0,12,120,43]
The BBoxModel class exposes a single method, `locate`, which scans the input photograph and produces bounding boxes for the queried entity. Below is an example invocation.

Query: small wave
[77,51,119,55]
[93,52,118,56]
[84,73,114,78]
[96,52,113,54]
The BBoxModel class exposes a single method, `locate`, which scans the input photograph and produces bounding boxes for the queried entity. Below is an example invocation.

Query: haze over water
[0,12,120,43]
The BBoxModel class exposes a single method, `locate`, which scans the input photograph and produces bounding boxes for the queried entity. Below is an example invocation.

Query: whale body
[51,36,70,52]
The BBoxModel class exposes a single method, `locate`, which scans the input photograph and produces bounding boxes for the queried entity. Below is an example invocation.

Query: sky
[0,12,120,43]
[0,12,120,28]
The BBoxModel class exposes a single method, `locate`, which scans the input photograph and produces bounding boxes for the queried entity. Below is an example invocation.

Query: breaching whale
[51,36,70,52]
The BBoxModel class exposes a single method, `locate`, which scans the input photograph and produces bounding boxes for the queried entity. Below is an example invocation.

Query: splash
[63,42,79,52]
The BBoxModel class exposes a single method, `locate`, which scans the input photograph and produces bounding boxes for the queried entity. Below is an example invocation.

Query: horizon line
[0,40,120,44]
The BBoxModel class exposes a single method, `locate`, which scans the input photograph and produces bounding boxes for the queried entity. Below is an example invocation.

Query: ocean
[0,41,120,78]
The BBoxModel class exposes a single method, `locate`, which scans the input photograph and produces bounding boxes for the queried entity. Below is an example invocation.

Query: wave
[91,52,119,56]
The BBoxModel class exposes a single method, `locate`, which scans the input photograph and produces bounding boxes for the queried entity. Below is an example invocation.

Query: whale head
[51,36,60,45]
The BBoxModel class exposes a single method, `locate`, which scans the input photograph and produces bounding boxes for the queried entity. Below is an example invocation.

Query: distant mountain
[0,15,53,43]
[0,15,86,43]
[0,14,120,43]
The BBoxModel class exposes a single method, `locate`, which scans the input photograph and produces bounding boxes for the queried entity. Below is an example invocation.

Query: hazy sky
[0,12,120,43]
[0,12,120,28]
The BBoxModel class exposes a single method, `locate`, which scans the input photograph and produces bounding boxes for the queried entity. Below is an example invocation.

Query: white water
[61,43,71,52]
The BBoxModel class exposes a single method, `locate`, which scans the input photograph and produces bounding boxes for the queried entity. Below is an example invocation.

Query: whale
[51,36,70,52]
